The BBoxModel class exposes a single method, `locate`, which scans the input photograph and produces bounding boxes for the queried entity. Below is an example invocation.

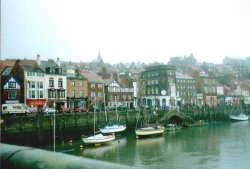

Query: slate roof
[39,60,58,71]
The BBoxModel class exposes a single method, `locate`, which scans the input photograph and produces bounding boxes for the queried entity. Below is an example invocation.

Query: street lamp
[53,101,56,152]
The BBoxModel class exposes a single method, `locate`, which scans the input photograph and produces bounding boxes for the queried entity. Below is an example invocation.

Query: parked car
[43,107,57,114]
[73,107,89,112]
[58,107,71,113]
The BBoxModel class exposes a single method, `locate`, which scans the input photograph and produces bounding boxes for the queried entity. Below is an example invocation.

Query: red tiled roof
[0,60,15,72]
[80,70,104,83]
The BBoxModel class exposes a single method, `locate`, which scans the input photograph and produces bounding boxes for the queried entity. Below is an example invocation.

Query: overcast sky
[1,0,250,64]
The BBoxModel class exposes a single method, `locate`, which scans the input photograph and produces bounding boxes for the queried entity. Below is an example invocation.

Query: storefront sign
[26,99,46,106]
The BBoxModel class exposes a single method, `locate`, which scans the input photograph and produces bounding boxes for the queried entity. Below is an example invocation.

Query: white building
[38,55,67,109]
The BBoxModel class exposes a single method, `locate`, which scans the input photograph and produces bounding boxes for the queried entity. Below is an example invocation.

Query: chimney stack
[36,54,41,66]
[57,58,61,67]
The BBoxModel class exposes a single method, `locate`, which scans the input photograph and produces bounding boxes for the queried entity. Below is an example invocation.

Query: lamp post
[53,101,56,152]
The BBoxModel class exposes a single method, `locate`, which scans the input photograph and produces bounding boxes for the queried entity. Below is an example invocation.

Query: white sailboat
[229,113,249,121]
[99,90,126,134]
[82,101,115,145]
[135,109,165,138]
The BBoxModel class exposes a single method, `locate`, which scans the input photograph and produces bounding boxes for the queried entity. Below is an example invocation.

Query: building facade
[105,79,133,108]
[176,72,197,106]
[140,65,177,109]
[196,73,217,106]
[38,56,67,109]
[66,69,88,109]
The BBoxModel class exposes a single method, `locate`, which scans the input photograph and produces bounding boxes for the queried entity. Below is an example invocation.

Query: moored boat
[100,124,126,134]
[82,101,115,145]
[135,125,165,137]
[165,123,182,131]
[82,133,115,145]
[99,88,127,134]
[135,109,165,138]
[229,113,249,121]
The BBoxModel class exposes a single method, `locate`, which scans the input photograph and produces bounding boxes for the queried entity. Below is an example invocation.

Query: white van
[1,103,30,115]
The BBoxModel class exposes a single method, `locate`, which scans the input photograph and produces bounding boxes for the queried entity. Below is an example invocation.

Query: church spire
[98,50,101,59]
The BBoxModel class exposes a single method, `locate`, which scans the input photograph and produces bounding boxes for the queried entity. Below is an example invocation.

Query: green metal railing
[1,143,131,169]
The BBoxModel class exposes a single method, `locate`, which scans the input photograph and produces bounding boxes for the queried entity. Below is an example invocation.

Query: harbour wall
[1,104,249,146]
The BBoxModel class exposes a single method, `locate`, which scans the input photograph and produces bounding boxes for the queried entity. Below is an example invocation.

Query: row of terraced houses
[1,55,250,112]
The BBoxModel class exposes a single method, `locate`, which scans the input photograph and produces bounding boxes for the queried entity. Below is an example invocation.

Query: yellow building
[66,69,88,109]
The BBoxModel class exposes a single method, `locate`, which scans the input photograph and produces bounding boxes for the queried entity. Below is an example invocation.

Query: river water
[48,121,250,169]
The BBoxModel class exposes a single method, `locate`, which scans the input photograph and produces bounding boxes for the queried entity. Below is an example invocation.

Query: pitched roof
[0,60,15,72]
[80,70,104,83]
[39,60,58,71]
[18,60,44,73]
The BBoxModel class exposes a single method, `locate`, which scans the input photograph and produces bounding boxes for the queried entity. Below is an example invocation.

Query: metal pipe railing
[1,143,130,169]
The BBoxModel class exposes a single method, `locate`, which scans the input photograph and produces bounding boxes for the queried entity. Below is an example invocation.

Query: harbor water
[46,121,250,169]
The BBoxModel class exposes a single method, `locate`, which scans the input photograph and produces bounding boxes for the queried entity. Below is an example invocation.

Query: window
[37,81,43,89]
[49,78,54,87]
[90,92,96,97]
[49,90,56,98]
[30,81,35,88]
[156,87,159,94]
[79,90,83,97]
[37,90,43,98]
[151,87,154,94]
[58,90,65,98]
[71,81,75,87]
[58,78,63,87]
[36,81,44,98]
[8,91,17,99]
[71,90,75,97]
[79,81,83,87]
[8,82,16,88]
[155,79,159,84]
[29,90,36,98]
[147,88,150,95]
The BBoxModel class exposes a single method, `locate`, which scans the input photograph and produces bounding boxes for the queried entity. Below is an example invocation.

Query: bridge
[159,110,195,125]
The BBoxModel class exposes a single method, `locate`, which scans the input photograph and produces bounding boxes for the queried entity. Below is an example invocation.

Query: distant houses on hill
[1,54,250,112]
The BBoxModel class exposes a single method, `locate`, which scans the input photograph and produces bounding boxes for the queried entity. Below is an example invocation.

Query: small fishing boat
[135,109,165,138]
[229,113,249,121]
[135,125,165,137]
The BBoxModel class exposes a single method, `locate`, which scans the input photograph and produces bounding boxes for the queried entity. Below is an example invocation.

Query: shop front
[26,99,46,112]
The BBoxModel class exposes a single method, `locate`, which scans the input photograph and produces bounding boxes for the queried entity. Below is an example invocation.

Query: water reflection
[135,136,165,166]
[81,137,127,158]
[53,122,250,169]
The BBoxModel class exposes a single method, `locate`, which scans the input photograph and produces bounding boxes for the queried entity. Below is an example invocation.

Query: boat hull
[135,126,165,137]
[82,134,115,144]
[100,125,126,134]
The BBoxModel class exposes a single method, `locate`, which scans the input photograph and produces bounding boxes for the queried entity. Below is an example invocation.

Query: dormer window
[49,77,54,87]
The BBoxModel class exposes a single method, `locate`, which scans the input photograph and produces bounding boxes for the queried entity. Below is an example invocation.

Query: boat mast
[103,84,107,122]
[115,96,118,122]
[94,100,96,136]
